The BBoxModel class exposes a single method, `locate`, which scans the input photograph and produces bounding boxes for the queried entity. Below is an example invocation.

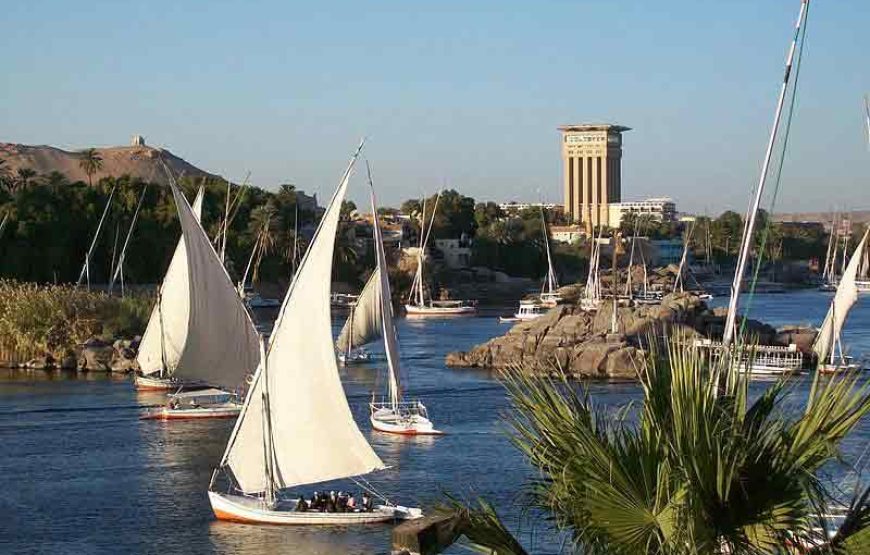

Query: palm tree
[15,168,37,192]
[439,339,870,554]
[78,148,103,187]
[247,204,279,285]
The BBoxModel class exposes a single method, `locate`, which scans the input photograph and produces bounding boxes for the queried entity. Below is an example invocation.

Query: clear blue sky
[1,0,868,214]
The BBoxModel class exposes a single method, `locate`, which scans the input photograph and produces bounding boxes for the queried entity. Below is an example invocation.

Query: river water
[0,290,868,554]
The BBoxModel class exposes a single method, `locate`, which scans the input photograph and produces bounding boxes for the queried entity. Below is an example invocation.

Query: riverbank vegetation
[441,340,870,554]
[0,280,151,361]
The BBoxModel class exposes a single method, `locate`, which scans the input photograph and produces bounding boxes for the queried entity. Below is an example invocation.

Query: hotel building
[559,124,630,229]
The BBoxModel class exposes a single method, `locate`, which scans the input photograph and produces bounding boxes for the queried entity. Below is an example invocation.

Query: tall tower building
[559,124,630,229]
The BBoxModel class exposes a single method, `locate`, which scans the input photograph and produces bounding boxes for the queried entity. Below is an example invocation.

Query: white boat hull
[134,374,177,391]
[404,304,477,317]
[209,491,421,525]
[141,403,241,420]
[370,405,444,436]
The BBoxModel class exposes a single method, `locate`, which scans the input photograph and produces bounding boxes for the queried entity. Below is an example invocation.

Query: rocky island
[446,291,817,380]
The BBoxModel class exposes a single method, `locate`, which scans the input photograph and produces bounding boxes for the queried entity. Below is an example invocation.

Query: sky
[1,0,868,214]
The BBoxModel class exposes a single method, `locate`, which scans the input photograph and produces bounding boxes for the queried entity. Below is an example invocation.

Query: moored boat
[813,228,869,375]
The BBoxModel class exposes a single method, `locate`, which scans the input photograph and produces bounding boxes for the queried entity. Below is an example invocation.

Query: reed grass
[0,280,150,361]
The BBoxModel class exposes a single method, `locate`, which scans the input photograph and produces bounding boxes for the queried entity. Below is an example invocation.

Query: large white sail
[137,188,204,376]
[336,268,383,353]
[167,178,261,391]
[370,180,402,406]
[814,228,869,362]
[223,147,385,494]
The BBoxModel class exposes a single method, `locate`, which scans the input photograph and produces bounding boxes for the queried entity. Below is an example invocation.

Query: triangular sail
[167,177,261,391]
[137,188,204,376]
[369,169,402,407]
[814,228,869,363]
[335,269,383,353]
[222,145,384,495]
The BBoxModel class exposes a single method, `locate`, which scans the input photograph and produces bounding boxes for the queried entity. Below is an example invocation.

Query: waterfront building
[559,123,630,229]
[550,225,584,244]
[498,201,560,213]
[434,237,472,269]
[609,197,677,227]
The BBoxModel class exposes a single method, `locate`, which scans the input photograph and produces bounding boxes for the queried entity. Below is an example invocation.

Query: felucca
[364,164,442,435]
[208,146,422,524]
[404,192,477,317]
[135,176,261,411]
[335,283,374,364]
[814,228,868,374]
[501,207,561,323]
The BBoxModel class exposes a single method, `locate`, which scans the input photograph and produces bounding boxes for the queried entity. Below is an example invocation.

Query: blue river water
[0,290,868,554]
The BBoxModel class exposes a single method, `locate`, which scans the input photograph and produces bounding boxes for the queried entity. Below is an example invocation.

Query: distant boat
[134,187,206,391]
[814,228,868,374]
[208,144,422,525]
[499,299,549,324]
[580,229,602,312]
[135,174,261,414]
[365,165,442,436]
[539,206,562,307]
[404,191,477,317]
[335,279,374,365]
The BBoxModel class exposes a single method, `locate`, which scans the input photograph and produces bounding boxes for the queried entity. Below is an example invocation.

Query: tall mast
[109,184,148,294]
[722,0,810,347]
[77,185,117,289]
[540,205,557,295]
[221,180,231,264]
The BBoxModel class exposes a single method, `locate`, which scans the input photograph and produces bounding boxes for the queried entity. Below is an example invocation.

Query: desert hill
[0,140,218,185]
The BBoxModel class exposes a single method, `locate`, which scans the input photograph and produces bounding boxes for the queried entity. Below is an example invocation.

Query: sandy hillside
[0,142,219,185]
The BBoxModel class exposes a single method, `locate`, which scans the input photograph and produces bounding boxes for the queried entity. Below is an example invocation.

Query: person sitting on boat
[327,491,338,513]
[295,496,308,512]
[346,494,356,512]
[362,492,373,512]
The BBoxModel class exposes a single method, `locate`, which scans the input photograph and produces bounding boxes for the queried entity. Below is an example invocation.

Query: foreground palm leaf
[444,337,870,554]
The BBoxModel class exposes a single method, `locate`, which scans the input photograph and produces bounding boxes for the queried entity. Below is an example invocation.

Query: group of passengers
[295,490,374,513]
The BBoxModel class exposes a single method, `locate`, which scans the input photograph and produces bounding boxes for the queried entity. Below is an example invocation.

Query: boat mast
[674,222,694,293]
[722,0,810,347]
[157,286,168,379]
[259,337,278,507]
[109,184,148,295]
[77,185,117,289]
[367,162,402,409]
[221,180,231,264]
[540,205,558,295]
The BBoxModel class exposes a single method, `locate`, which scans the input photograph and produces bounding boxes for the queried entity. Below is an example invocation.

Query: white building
[433,238,472,269]
[549,225,584,244]
[608,197,676,227]
[498,201,559,213]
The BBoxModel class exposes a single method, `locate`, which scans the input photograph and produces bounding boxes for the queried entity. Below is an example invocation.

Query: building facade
[560,124,629,229]
[608,197,677,227]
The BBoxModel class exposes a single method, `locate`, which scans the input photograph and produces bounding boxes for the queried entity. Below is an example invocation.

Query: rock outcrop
[446,293,818,380]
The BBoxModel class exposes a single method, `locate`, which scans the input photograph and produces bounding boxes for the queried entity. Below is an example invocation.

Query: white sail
[335,268,383,353]
[223,147,384,494]
[369,179,402,407]
[814,228,869,362]
[166,178,261,391]
[137,188,204,376]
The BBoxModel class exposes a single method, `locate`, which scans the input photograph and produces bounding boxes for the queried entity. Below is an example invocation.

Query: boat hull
[141,404,241,420]
[134,374,177,391]
[404,304,477,317]
[209,492,421,525]
[370,404,444,436]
